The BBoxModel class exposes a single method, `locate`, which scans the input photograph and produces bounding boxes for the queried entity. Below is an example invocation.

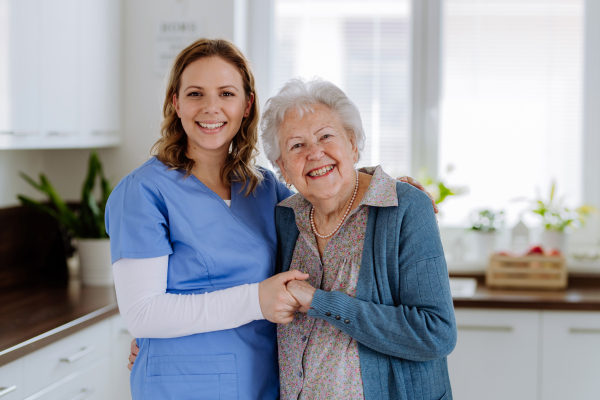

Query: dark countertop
[451,274,600,311]
[0,280,118,367]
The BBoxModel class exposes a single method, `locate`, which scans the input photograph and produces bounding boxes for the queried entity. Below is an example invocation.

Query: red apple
[528,245,544,255]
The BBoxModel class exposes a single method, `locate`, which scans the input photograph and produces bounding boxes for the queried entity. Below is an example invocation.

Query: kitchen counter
[2,273,600,368]
[0,280,118,367]
[451,274,600,311]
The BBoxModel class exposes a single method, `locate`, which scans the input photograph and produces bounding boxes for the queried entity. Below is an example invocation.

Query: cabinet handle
[0,386,17,397]
[60,346,96,363]
[68,389,94,400]
[569,328,600,334]
[47,131,77,137]
[0,131,37,136]
[457,325,513,332]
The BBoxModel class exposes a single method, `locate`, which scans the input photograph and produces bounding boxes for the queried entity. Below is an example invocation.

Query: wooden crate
[486,255,567,290]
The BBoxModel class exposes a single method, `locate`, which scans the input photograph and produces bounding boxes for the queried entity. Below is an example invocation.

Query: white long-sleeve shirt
[113,255,265,338]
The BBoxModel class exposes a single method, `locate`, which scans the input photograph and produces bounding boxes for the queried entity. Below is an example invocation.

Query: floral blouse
[277,166,399,400]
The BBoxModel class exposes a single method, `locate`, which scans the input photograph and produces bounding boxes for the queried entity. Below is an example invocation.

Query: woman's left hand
[286,280,317,313]
[398,176,439,214]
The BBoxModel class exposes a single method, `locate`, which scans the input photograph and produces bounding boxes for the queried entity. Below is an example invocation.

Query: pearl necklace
[310,170,359,239]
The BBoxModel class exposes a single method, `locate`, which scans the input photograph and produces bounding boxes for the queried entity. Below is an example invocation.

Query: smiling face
[173,56,253,159]
[276,104,359,205]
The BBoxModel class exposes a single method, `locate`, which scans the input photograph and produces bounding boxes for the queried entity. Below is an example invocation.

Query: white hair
[260,78,365,178]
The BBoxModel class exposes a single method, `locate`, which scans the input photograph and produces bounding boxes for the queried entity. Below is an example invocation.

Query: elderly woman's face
[276,104,358,203]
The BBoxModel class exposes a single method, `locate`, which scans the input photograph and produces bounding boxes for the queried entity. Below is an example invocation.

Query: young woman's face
[174,56,253,157]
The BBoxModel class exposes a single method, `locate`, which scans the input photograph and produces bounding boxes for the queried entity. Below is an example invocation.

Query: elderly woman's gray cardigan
[275,182,457,400]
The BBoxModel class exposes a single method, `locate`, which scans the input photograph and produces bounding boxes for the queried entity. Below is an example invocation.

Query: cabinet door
[1,0,41,135]
[21,319,111,397]
[78,0,120,139]
[448,309,540,400]
[24,356,109,400]
[110,314,134,400]
[0,359,22,400]
[39,0,79,137]
[541,311,600,400]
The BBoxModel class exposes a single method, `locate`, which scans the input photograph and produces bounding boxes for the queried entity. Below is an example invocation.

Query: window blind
[439,0,584,226]
[273,0,412,177]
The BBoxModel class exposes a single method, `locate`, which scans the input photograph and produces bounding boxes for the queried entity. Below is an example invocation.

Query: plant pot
[77,238,113,286]
[473,231,497,262]
[542,230,567,253]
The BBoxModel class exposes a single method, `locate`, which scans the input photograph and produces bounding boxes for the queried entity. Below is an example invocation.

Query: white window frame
[247,0,600,215]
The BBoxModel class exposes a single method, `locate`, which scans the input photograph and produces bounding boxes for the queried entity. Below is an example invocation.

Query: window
[264,0,597,234]
[272,0,412,177]
[439,0,584,226]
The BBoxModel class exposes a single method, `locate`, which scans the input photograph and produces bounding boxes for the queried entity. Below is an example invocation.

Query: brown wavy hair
[152,38,262,195]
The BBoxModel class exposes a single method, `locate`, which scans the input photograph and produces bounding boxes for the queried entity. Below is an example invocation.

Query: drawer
[448,309,540,400]
[22,319,111,397]
[0,359,23,400]
[24,356,109,400]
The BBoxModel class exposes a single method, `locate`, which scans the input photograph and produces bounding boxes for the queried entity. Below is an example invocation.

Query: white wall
[0,0,243,207]
[0,150,45,206]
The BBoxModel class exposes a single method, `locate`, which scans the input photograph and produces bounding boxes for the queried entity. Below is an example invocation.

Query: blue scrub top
[105,157,292,400]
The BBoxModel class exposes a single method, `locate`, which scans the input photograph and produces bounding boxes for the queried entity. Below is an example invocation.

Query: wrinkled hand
[259,270,309,324]
[398,176,439,214]
[127,339,138,371]
[286,280,317,314]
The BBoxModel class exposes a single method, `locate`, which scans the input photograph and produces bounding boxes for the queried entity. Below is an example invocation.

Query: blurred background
[0,0,599,399]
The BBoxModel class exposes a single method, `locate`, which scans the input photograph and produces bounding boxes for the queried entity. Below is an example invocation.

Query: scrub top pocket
[144,354,238,400]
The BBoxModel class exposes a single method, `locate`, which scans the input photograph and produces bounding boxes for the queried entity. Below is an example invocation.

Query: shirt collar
[277,165,398,212]
[357,165,398,207]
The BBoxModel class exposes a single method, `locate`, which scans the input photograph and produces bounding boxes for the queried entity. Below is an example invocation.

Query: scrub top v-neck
[106,157,292,400]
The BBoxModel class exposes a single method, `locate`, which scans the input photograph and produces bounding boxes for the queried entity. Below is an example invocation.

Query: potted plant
[17,151,114,286]
[532,181,597,252]
[416,164,467,206]
[470,209,504,261]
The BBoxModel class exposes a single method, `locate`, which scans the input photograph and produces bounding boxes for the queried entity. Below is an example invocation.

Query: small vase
[473,231,497,262]
[77,238,113,286]
[542,230,567,253]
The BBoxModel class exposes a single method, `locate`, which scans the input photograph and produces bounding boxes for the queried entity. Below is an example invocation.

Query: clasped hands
[258,270,316,324]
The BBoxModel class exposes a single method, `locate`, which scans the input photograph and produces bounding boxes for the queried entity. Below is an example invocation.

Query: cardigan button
[344,319,350,324]
[326,312,332,317]
[335,315,341,320]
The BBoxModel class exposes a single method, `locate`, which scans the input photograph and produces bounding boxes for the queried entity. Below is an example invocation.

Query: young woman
[112,38,436,399]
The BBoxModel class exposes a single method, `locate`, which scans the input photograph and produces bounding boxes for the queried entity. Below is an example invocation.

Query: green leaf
[19,172,45,192]
[17,151,112,238]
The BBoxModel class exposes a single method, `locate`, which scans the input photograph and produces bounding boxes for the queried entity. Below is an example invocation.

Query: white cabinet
[0,0,121,149]
[110,314,134,400]
[0,359,23,400]
[22,357,109,400]
[448,309,540,400]
[21,319,111,398]
[541,311,600,400]
[0,314,132,400]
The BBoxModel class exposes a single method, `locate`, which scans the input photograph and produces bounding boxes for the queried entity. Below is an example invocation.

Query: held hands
[286,279,317,314]
[127,272,317,370]
[258,270,309,324]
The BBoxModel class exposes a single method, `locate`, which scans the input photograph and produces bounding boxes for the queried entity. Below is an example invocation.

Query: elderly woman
[261,78,457,400]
